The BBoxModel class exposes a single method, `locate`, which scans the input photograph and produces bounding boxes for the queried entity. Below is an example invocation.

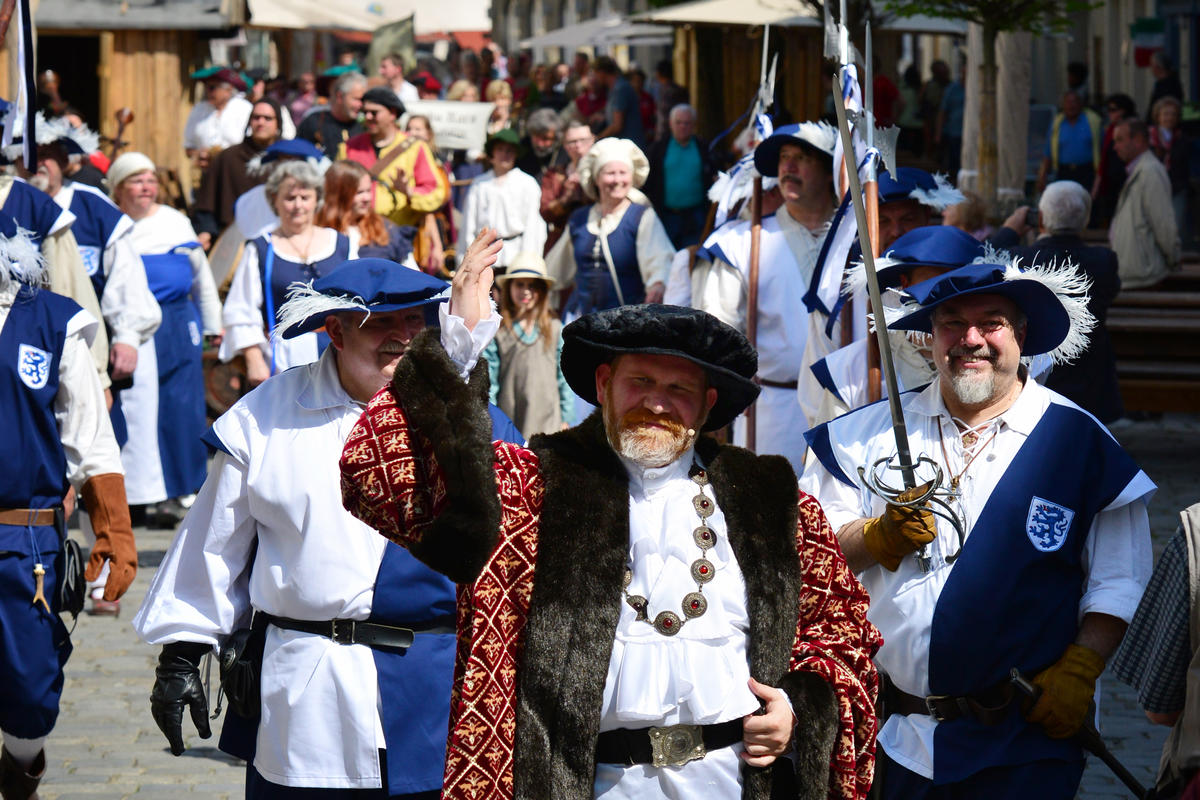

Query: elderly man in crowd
[801,256,1153,799]
[646,104,715,249]
[297,72,366,160]
[516,108,568,182]
[183,68,254,170]
[338,87,448,231]
[340,229,881,800]
[1110,117,1179,289]
[134,258,522,798]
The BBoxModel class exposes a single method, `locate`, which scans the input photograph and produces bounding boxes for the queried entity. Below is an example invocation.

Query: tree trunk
[996,31,1032,218]
[977,23,999,217]
[959,23,983,193]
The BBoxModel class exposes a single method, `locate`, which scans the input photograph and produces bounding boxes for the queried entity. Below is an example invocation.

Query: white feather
[792,121,837,156]
[909,172,965,211]
[973,240,1012,266]
[35,113,71,146]
[245,153,267,177]
[64,124,101,155]
[842,253,905,298]
[0,226,48,289]
[272,281,371,341]
[1002,256,1095,365]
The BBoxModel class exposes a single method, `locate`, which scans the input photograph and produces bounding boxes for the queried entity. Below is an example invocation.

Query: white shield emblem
[1026,496,1075,552]
[17,344,51,390]
[79,245,102,277]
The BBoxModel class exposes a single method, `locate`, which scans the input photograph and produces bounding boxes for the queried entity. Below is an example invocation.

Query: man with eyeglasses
[540,119,595,252]
[338,87,448,230]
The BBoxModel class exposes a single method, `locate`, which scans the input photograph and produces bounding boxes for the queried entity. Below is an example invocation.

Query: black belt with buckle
[262,614,456,650]
[885,676,1017,726]
[754,376,799,390]
[595,719,743,767]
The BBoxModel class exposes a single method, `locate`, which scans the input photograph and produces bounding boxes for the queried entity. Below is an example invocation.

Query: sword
[832,71,963,572]
[1010,669,1151,799]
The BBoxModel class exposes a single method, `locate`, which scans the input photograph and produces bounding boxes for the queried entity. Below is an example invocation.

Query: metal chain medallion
[622,463,717,637]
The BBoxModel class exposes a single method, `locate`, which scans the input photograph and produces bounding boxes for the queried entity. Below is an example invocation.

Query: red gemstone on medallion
[663,618,673,627]
[691,600,700,609]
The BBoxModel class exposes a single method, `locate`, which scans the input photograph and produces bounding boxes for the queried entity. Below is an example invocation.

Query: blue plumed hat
[844,225,985,295]
[888,260,1095,362]
[561,304,759,431]
[275,259,450,340]
[753,121,837,177]
[877,167,964,210]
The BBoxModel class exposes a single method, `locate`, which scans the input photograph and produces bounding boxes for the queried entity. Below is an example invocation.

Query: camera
[1025,208,1039,228]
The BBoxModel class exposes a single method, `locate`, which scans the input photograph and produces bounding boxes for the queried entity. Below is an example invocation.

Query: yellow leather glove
[81,473,138,601]
[861,482,937,571]
[1024,643,1106,739]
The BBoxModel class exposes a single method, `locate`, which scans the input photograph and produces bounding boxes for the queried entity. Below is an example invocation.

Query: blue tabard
[66,184,128,297]
[1,180,68,244]
[565,203,647,316]
[927,402,1140,784]
[0,284,77,737]
[140,247,208,499]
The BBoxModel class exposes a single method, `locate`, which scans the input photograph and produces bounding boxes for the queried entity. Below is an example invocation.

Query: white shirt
[593,449,761,800]
[183,95,254,152]
[53,182,161,349]
[0,283,122,485]
[798,377,1154,778]
[459,168,547,267]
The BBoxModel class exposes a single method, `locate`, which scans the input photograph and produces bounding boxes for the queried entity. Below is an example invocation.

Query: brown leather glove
[1024,643,1106,739]
[80,473,137,601]
[861,482,936,571]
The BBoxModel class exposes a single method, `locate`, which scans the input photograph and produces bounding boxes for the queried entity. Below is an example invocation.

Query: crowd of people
[1,36,1197,800]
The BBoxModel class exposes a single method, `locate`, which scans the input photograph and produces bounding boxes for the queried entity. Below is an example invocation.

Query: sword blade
[830,70,916,488]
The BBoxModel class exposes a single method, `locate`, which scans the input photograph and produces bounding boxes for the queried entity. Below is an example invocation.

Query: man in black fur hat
[340,230,881,800]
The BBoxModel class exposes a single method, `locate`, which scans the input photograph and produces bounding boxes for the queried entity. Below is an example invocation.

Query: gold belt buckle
[648,723,706,767]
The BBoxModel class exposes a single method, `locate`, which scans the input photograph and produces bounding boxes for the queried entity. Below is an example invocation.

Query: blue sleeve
[487,404,525,446]
[483,338,501,405]
[556,330,573,426]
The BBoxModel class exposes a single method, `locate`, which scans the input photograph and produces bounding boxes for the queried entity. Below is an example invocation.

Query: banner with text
[403,101,495,154]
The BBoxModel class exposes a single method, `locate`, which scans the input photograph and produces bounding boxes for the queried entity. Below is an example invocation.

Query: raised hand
[451,228,502,332]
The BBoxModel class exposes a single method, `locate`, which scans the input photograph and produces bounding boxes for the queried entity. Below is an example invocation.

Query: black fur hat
[561,304,760,431]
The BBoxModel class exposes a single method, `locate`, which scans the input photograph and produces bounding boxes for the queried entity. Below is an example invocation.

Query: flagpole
[864,21,884,403]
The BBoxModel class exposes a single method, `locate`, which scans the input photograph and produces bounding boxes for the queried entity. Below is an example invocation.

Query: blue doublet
[565,203,647,315]
[0,284,79,737]
[141,246,208,498]
[1,180,70,243]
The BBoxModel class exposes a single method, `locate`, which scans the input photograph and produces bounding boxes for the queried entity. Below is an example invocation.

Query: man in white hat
[799,258,1154,798]
[691,122,838,473]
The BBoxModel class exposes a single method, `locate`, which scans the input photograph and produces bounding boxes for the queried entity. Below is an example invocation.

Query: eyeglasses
[250,114,277,121]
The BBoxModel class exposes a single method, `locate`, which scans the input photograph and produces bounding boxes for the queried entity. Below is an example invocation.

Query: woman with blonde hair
[219,159,354,385]
[318,159,416,265]
[485,79,514,135]
[446,79,479,103]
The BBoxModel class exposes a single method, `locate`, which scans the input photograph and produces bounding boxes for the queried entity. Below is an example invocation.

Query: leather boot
[0,747,44,800]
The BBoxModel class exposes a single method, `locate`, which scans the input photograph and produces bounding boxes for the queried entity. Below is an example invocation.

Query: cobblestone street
[33,413,1198,799]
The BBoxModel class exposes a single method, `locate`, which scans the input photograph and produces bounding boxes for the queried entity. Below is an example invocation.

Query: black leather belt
[595,719,743,767]
[262,614,455,650]
[885,676,1016,725]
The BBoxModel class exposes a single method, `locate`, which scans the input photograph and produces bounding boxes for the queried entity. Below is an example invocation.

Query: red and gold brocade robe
[339,331,881,800]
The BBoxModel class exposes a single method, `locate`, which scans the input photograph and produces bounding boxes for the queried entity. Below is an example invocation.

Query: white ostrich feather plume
[1003,256,1095,365]
[64,123,101,155]
[910,172,964,211]
[0,226,48,288]
[272,281,372,341]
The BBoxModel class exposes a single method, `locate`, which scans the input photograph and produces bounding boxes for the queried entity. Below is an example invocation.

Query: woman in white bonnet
[544,137,675,319]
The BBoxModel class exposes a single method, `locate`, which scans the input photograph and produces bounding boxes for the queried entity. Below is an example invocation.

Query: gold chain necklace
[622,463,716,637]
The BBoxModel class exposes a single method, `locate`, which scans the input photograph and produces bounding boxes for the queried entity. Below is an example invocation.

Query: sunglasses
[250,114,277,121]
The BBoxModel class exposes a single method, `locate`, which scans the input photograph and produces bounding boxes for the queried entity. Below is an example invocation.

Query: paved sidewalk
[34,413,1199,798]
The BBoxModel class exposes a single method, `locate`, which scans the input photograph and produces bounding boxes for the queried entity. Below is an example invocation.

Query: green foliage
[882,0,1097,34]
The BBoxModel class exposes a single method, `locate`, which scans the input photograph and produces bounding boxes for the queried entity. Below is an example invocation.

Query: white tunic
[692,208,830,473]
[459,168,547,268]
[797,377,1154,778]
[53,182,161,349]
[183,96,254,152]
[594,449,762,799]
[122,206,221,504]
[134,310,496,789]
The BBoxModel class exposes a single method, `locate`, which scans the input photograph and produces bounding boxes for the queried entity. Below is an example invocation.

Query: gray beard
[949,370,997,405]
